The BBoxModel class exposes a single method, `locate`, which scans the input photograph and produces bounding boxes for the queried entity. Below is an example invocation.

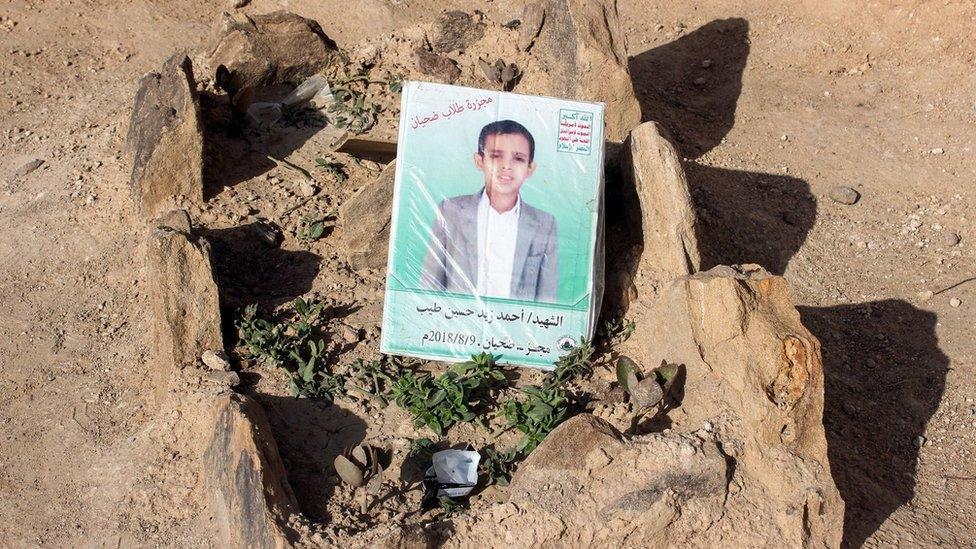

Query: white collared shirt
[475,190,520,298]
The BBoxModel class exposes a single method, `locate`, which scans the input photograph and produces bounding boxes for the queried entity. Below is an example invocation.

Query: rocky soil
[1,0,974,547]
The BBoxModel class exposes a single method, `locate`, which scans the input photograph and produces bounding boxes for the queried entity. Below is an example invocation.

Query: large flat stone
[204,392,298,549]
[147,211,222,404]
[336,160,395,271]
[208,10,339,96]
[126,54,204,219]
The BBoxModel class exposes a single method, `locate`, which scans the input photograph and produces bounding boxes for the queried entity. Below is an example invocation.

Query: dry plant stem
[266,155,315,180]
[933,276,976,295]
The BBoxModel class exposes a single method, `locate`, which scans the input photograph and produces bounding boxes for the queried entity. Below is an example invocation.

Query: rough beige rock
[125,54,204,219]
[147,212,222,405]
[337,160,395,270]
[202,349,232,371]
[430,10,485,53]
[630,265,843,546]
[446,415,728,547]
[204,392,298,549]
[517,3,545,52]
[208,10,339,96]
[442,266,842,548]
[517,0,641,142]
[205,370,241,387]
[154,208,192,234]
[625,121,701,293]
[413,47,461,83]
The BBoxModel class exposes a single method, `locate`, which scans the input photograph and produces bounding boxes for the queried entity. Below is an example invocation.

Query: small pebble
[862,81,882,95]
[205,370,241,387]
[298,180,318,197]
[12,158,43,178]
[914,435,926,448]
[829,186,860,205]
[701,59,712,68]
[930,148,945,155]
[949,297,961,308]
[693,76,706,86]
[942,232,961,247]
[780,134,789,141]
[201,349,232,371]
[342,325,361,344]
[917,290,934,301]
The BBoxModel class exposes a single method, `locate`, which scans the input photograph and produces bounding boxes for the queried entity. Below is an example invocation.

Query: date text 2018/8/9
[421,331,476,346]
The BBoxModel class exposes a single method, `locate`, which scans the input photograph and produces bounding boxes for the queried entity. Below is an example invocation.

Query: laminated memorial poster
[380,81,605,368]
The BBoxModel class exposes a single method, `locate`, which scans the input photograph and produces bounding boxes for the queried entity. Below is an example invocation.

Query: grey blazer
[420,190,558,302]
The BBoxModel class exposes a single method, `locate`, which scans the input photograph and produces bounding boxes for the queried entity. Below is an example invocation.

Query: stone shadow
[686,163,816,274]
[199,87,330,198]
[200,223,321,314]
[256,393,368,523]
[626,17,815,275]
[800,301,948,547]
[628,18,749,160]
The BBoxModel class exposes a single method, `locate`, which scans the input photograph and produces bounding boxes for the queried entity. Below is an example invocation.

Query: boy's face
[474,133,536,198]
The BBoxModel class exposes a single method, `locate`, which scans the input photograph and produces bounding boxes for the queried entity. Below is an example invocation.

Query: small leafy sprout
[400,437,437,484]
[437,495,464,517]
[500,385,569,454]
[544,338,594,390]
[388,73,404,93]
[496,340,594,456]
[314,157,347,182]
[389,353,505,436]
[236,303,290,366]
[296,215,326,243]
[478,445,519,487]
[323,72,392,134]
[408,437,436,461]
[293,337,326,385]
[599,317,636,343]
[288,369,344,401]
[334,443,386,514]
[236,298,345,402]
[345,358,395,407]
[617,357,682,434]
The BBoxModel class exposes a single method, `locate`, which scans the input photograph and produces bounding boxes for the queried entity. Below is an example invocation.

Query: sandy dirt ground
[0,0,974,547]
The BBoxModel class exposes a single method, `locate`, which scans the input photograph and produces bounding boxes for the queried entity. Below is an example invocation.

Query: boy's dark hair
[477,120,535,162]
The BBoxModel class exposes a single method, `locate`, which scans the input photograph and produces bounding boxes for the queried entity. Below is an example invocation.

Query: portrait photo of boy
[419,120,559,302]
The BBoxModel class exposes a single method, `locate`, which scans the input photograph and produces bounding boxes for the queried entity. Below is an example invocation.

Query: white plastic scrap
[247,101,283,128]
[283,74,333,108]
[425,449,480,499]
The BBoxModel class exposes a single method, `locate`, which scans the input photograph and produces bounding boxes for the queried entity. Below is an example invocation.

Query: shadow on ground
[628,18,749,160]
[200,223,321,314]
[256,393,368,523]
[199,86,330,198]
[800,302,948,547]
